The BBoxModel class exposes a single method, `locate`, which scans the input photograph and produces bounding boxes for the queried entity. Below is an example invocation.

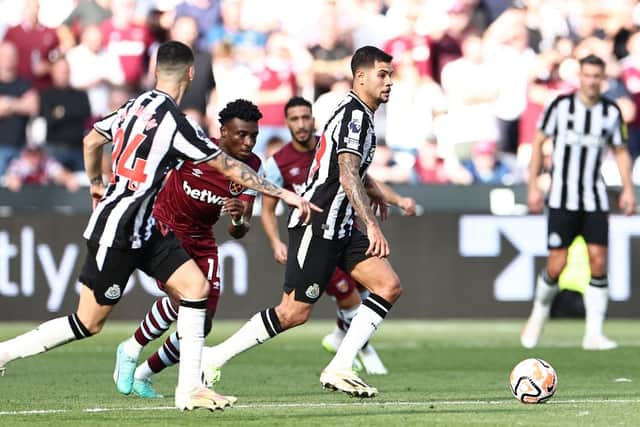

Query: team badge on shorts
[229,181,245,196]
[104,284,121,300]
[548,232,562,248]
[305,283,320,300]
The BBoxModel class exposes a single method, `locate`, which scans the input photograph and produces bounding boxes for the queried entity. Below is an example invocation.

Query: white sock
[176,300,206,393]
[337,306,359,330]
[134,361,154,381]
[326,294,391,372]
[203,308,280,368]
[529,272,559,323]
[584,281,609,338]
[1,314,90,362]
[122,336,143,359]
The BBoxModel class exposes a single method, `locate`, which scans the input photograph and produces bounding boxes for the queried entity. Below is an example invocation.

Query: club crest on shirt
[229,181,245,196]
[290,167,300,177]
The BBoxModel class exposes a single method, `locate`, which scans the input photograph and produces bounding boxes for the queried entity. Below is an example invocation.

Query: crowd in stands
[2,0,640,191]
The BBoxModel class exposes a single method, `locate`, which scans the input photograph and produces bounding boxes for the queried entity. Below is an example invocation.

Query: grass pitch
[1,320,639,426]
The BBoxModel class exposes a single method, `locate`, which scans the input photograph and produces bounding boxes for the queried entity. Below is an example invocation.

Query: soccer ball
[509,358,557,404]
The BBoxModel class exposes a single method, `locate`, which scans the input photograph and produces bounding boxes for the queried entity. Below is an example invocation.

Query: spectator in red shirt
[3,145,79,192]
[101,0,153,89]
[3,0,60,90]
[412,137,449,184]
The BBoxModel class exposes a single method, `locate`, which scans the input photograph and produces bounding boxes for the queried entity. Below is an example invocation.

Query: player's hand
[398,196,417,216]
[366,223,390,258]
[527,186,544,214]
[619,188,636,216]
[280,189,322,223]
[222,197,244,220]
[90,182,105,210]
[272,240,288,264]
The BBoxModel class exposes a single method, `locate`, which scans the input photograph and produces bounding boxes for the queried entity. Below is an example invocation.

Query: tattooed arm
[207,152,321,223]
[338,152,389,257]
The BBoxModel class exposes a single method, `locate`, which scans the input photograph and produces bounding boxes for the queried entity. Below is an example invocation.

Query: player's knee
[589,258,606,277]
[386,275,402,302]
[76,314,103,336]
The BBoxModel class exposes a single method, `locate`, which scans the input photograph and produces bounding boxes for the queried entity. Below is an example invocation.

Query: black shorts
[283,225,370,304]
[79,226,191,306]
[547,208,608,249]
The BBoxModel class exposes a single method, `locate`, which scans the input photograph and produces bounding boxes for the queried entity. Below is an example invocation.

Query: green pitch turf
[1,320,639,426]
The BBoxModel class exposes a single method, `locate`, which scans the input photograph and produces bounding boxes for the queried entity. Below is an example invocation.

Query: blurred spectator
[439,33,499,150]
[384,49,446,153]
[208,42,259,137]
[367,142,410,184]
[351,0,390,49]
[101,0,153,89]
[66,24,125,117]
[172,15,216,127]
[206,0,266,65]
[382,2,433,80]
[0,41,39,176]
[264,134,286,160]
[174,0,221,52]
[39,57,91,172]
[620,31,640,159]
[57,0,112,52]
[3,0,60,90]
[412,137,449,185]
[313,75,350,132]
[308,0,352,98]
[253,31,299,156]
[3,144,79,192]
[461,139,516,185]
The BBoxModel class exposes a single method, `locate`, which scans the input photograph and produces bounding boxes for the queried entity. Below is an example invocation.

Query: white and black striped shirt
[84,90,221,248]
[288,91,376,240]
[538,92,627,212]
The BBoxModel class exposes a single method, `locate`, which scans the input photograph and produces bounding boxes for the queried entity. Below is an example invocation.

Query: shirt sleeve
[537,97,559,137]
[336,107,370,158]
[610,111,628,146]
[173,114,222,163]
[263,156,284,187]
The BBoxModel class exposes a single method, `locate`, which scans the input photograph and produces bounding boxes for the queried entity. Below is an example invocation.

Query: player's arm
[83,128,109,208]
[260,157,288,263]
[205,152,320,223]
[365,176,417,216]
[612,117,636,216]
[225,198,253,239]
[338,152,389,257]
[527,130,547,213]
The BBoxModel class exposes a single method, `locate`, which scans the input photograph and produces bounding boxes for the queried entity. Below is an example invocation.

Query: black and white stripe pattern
[68,313,92,340]
[589,276,609,288]
[83,90,221,249]
[362,294,392,320]
[288,91,376,240]
[538,93,626,212]
[260,308,283,338]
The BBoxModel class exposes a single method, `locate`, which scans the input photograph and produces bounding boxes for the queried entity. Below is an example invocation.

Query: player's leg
[321,250,401,396]
[142,229,228,410]
[582,211,615,350]
[322,270,360,354]
[521,208,575,348]
[0,239,131,376]
[114,296,178,396]
[202,226,334,384]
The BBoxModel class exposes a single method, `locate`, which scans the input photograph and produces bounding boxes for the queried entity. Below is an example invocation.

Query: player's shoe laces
[520,315,546,349]
[132,378,164,399]
[320,368,378,398]
[113,343,138,395]
[582,335,618,351]
[321,333,363,372]
[357,344,388,375]
[175,386,237,411]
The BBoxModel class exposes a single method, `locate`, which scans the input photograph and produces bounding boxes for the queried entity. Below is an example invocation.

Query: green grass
[1,320,640,426]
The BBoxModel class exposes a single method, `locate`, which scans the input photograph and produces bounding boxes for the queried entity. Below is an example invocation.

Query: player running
[200,46,403,398]
[0,41,318,411]
[112,99,263,398]
[261,96,415,375]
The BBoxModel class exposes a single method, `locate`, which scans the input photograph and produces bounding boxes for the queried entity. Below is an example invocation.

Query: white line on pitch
[1,399,640,416]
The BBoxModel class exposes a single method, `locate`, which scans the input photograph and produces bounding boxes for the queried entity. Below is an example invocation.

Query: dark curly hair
[218,99,263,125]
